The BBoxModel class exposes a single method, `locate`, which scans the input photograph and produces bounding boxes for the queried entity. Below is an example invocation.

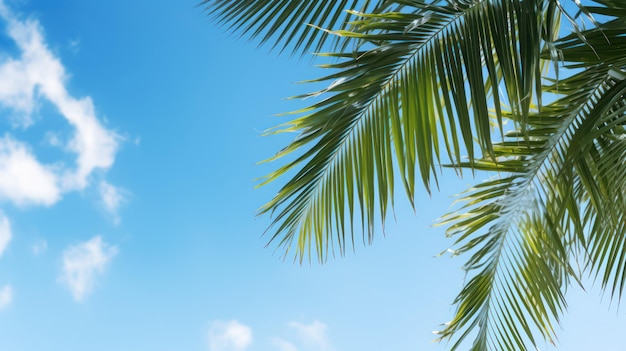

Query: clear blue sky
[0,1,623,350]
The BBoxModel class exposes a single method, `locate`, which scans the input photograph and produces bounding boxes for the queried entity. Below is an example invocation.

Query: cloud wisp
[207,320,253,351]
[0,2,126,304]
[288,320,332,351]
[272,337,299,351]
[0,0,122,209]
[0,135,60,206]
[0,211,11,256]
[99,181,126,225]
[204,319,334,351]
[0,285,12,309]
[60,236,117,302]
[32,238,47,256]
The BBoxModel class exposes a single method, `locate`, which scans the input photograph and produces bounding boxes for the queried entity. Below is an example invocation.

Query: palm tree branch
[437,34,626,349]
[259,0,548,262]
[199,0,391,54]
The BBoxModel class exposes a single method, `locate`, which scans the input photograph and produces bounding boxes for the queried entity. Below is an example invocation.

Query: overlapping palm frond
[554,1,626,301]
[202,0,626,350]
[258,0,551,262]
[436,6,626,349]
[199,0,389,53]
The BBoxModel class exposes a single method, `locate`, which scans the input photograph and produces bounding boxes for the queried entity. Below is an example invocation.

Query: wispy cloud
[289,321,332,351]
[272,337,299,351]
[0,0,121,209]
[68,38,80,53]
[32,238,47,256]
[0,135,60,206]
[0,285,13,309]
[207,319,332,351]
[0,211,11,257]
[99,181,125,225]
[0,210,13,312]
[207,320,253,351]
[60,236,117,302]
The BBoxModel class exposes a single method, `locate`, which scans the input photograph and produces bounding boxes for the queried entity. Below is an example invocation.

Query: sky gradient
[0,1,624,350]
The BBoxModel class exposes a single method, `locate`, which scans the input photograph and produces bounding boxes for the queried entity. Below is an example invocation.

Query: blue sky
[0,1,624,350]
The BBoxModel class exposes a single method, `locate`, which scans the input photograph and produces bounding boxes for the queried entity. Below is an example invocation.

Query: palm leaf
[436,10,626,349]
[259,0,549,263]
[199,0,389,54]
[204,0,626,349]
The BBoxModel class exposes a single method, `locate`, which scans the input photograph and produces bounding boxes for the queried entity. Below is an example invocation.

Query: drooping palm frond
[436,7,626,349]
[259,0,550,262]
[203,0,626,350]
[199,0,388,54]
[552,2,626,301]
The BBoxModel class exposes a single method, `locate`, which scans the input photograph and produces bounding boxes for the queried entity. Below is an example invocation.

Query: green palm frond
[204,0,626,350]
[554,11,626,300]
[259,0,549,262]
[199,0,388,54]
[436,12,626,349]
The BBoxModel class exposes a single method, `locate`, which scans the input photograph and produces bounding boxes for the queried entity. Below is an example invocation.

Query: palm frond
[259,0,551,262]
[436,11,626,348]
[204,0,626,349]
[199,0,388,54]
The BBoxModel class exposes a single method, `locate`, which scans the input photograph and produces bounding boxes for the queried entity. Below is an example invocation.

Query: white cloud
[0,211,11,257]
[60,236,117,302]
[32,238,47,256]
[272,338,299,351]
[207,320,253,351]
[0,135,60,206]
[0,1,121,208]
[289,321,332,351]
[0,285,13,309]
[99,181,125,224]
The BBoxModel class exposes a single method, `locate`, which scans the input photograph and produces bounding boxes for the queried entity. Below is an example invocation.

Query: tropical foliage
[202,0,626,350]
